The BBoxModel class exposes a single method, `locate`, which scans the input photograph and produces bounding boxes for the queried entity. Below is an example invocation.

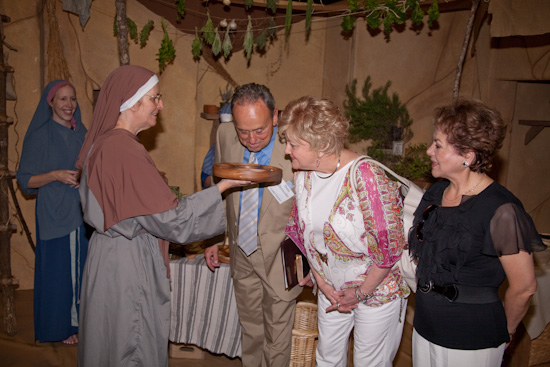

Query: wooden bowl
[213,163,282,183]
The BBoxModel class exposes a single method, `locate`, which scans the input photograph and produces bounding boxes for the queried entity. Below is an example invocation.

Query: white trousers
[316,293,407,367]
[412,328,506,367]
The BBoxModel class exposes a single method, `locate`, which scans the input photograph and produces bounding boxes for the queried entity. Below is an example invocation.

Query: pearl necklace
[314,155,341,179]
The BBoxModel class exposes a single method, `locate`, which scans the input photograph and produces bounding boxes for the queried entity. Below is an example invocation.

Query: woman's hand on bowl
[216,179,252,193]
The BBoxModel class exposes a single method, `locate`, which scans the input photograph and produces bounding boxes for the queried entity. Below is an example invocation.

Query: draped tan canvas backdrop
[2,0,549,290]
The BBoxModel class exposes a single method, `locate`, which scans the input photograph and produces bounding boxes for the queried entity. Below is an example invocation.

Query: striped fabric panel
[169,255,242,358]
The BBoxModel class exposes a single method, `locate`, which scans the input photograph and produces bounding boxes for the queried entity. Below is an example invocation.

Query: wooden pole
[452,0,480,104]
[115,0,130,66]
[0,13,18,336]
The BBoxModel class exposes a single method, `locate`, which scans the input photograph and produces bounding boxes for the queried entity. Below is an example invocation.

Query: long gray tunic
[77,166,226,367]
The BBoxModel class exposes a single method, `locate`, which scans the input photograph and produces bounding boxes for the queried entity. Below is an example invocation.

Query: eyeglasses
[146,94,162,104]
[416,204,438,243]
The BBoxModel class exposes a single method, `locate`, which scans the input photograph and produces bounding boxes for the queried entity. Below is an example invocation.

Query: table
[169,255,241,358]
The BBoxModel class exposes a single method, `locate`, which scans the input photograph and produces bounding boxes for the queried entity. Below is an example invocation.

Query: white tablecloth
[169,255,241,357]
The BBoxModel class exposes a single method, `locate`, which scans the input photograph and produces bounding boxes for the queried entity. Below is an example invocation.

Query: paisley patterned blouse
[286,159,410,307]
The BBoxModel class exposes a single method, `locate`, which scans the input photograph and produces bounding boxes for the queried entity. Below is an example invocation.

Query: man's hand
[299,272,314,287]
[204,244,220,271]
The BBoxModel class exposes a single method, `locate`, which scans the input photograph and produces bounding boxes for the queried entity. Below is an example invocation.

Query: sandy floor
[1,289,542,367]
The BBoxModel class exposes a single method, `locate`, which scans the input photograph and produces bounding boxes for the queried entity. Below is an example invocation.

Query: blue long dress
[16,80,90,342]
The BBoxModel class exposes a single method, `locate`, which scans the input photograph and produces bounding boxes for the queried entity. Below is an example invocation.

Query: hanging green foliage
[390,0,407,25]
[212,28,222,56]
[341,15,355,33]
[113,17,136,39]
[359,0,438,34]
[156,18,176,73]
[410,3,425,25]
[383,10,396,34]
[192,27,203,60]
[127,18,138,42]
[268,16,277,39]
[201,12,215,45]
[427,0,440,26]
[244,16,254,61]
[266,0,277,13]
[255,28,268,51]
[305,0,313,36]
[348,0,361,12]
[285,0,292,38]
[222,28,232,58]
[190,0,441,62]
[139,20,154,48]
[365,0,379,11]
[176,0,186,21]
[366,10,381,30]
[113,17,154,49]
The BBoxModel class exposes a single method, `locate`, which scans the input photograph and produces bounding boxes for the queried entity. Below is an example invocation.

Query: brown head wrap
[77,65,177,230]
[76,65,157,169]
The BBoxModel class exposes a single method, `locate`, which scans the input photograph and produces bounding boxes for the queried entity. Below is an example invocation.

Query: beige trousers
[231,245,296,367]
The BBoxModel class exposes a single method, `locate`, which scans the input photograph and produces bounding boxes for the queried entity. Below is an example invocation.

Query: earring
[316,156,321,168]
[462,161,469,168]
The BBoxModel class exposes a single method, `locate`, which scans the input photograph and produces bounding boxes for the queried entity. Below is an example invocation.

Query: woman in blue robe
[16,80,90,344]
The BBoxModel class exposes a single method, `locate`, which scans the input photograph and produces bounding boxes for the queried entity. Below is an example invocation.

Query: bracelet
[358,287,373,300]
[355,287,363,303]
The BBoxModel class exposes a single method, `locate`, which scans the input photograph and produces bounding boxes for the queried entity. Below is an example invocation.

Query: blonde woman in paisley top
[280,96,410,367]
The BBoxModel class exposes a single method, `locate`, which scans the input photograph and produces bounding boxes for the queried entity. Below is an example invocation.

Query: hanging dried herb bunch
[157,18,176,73]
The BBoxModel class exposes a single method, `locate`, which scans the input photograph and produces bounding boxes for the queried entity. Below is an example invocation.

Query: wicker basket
[290,329,318,367]
[294,302,318,331]
[290,302,318,367]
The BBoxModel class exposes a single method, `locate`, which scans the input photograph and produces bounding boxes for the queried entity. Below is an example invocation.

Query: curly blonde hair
[278,96,349,156]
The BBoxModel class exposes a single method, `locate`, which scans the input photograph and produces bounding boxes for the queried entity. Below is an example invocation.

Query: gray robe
[77,166,226,367]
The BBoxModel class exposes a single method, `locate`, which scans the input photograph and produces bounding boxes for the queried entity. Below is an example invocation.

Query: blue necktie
[238,152,259,256]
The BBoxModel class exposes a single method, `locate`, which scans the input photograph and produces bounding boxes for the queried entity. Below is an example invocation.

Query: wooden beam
[524,126,545,145]
[518,120,550,145]
[519,120,550,127]
[229,0,472,12]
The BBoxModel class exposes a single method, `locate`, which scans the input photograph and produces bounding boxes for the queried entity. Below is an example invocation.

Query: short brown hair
[278,96,349,156]
[433,98,507,173]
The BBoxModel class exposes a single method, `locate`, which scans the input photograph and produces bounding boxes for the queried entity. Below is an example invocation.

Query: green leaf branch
[157,18,176,73]
[187,0,440,61]
[114,17,153,48]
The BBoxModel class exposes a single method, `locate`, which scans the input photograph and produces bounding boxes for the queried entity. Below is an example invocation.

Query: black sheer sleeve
[487,203,545,256]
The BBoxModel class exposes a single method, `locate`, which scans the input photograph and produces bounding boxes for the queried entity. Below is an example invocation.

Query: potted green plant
[345,76,413,153]
[344,76,433,184]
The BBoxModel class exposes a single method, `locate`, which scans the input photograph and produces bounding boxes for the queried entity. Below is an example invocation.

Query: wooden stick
[0,13,17,336]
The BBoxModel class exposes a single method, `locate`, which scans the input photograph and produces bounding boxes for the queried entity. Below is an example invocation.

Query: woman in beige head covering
[76,65,245,367]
